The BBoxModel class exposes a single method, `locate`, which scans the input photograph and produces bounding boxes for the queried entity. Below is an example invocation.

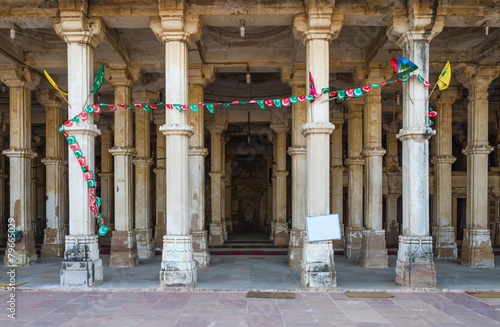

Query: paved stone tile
[26,313,76,327]
[248,314,284,327]
[173,315,213,327]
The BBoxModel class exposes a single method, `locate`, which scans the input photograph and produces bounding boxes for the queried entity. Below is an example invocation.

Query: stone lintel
[395,236,436,288]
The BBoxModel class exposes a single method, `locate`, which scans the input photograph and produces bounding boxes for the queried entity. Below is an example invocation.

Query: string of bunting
[52,58,442,236]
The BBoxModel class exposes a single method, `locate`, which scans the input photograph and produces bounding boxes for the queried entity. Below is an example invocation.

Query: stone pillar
[0,132,7,246]
[330,112,345,249]
[270,124,289,246]
[265,155,273,233]
[221,136,228,241]
[1,65,40,266]
[388,13,443,287]
[39,90,66,257]
[188,63,213,267]
[383,119,401,246]
[457,65,499,268]
[224,151,233,234]
[54,12,105,287]
[133,89,157,259]
[98,122,113,246]
[153,123,166,249]
[293,7,342,288]
[285,66,307,267]
[360,67,388,268]
[431,88,461,259]
[208,125,225,246]
[151,12,200,287]
[345,99,364,259]
[106,65,139,267]
[270,138,277,240]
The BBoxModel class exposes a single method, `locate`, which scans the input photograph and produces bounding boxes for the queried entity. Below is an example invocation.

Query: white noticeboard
[305,214,341,242]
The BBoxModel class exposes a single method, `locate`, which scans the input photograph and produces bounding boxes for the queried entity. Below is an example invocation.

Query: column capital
[63,123,101,138]
[331,110,344,125]
[160,124,194,137]
[301,122,335,137]
[153,167,165,175]
[433,87,462,105]
[282,63,307,89]
[275,170,289,178]
[105,64,141,88]
[132,157,154,166]
[54,15,105,48]
[331,165,345,173]
[188,63,215,87]
[463,144,493,156]
[387,14,445,47]
[189,147,208,157]
[431,155,456,165]
[287,146,307,156]
[456,65,500,99]
[0,65,41,90]
[345,157,364,166]
[209,171,223,178]
[206,122,227,134]
[397,127,435,141]
[109,146,137,157]
[42,158,66,166]
[36,89,64,108]
[361,147,386,157]
[292,7,344,45]
[3,149,37,159]
[270,124,289,134]
[150,14,201,46]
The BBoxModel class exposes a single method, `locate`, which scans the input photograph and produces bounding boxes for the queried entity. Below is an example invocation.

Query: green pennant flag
[74,149,83,158]
[84,105,94,113]
[257,100,265,110]
[401,76,410,83]
[190,104,198,112]
[143,104,151,112]
[428,118,433,126]
[321,87,330,94]
[240,101,248,105]
[337,90,347,100]
[58,125,65,133]
[206,103,215,114]
[173,104,181,112]
[125,105,134,109]
[305,95,315,101]
[353,87,363,97]
[370,83,381,88]
[223,103,231,108]
[71,116,80,123]
[289,96,298,103]
[99,103,108,107]
[157,102,164,106]
[66,136,77,144]
[90,64,104,94]
[273,99,282,108]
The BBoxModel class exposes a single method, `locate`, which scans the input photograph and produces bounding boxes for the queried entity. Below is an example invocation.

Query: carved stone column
[330,111,345,250]
[0,132,7,246]
[153,123,166,249]
[1,65,40,266]
[39,89,66,257]
[345,99,364,259]
[387,12,444,287]
[285,65,307,267]
[133,89,157,259]
[54,11,105,286]
[457,65,500,268]
[383,119,401,246]
[293,6,343,287]
[188,63,213,267]
[360,66,388,268]
[208,124,225,246]
[151,11,201,286]
[106,65,139,267]
[98,122,113,247]
[270,123,289,246]
[431,88,461,259]
[221,136,228,241]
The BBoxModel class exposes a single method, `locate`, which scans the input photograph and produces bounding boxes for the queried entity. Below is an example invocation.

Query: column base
[345,226,363,259]
[3,230,37,266]
[60,235,103,287]
[135,228,154,259]
[301,236,336,288]
[192,230,210,267]
[432,226,457,259]
[332,224,344,249]
[461,229,494,268]
[270,222,275,241]
[154,224,165,250]
[209,223,224,246]
[110,230,139,267]
[495,223,500,246]
[160,235,197,287]
[360,229,388,268]
[41,228,65,258]
[395,236,436,287]
[222,220,228,241]
[288,229,304,267]
[385,222,400,247]
[273,222,289,246]
[98,223,113,247]
[226,219,233,233]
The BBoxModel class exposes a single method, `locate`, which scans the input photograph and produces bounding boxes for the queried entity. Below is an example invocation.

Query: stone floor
[1,254,498,291]
[1,289,500,326]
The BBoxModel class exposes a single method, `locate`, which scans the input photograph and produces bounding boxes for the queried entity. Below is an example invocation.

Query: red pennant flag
[214,103,222,106]
[298,96,306,102]
[345,89,355,97]
[231,101,240,104]
[62,131,68,137]
[91,104,101,113]
[134,104,143,108]
[77,157,86,166]
[361,86,372,93]
[64,120,73,127]
[428,111,438,117]
[378,82,388,86]
[264,99,274,107]
[248,100,257,104]
[309,71,317,96]
[108,104,116,111]
[78,111,89,121]
[166,104,173,109]
[281,98,291,107]
[181,105,188,111]
[119,104,126,108]
[70,143,80,151]
[329,91,337,97]
[149,104,157,110]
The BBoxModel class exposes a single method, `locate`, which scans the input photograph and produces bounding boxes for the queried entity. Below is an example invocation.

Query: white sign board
[305,214,341,242]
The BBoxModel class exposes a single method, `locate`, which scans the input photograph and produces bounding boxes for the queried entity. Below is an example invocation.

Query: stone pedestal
[385,220,400,247]
[288,229,304,267]
[192,230,210,267]
[432,226,457,259]
[209,222,224,246]
[301,234,336,288]
[98,127,113,247]
[133,156,154,259]
[395,236,436,287]
[4,230,37,266]
[461,229,494,268]
[345,226,363,259]
[273,222,289,246]
[360,229,388,268]
[60,235,103,287]
[159,235,197,287]
[153,165,166,250]
[41,228,65,258]
[135,228,154,259]
[109,230,139,267]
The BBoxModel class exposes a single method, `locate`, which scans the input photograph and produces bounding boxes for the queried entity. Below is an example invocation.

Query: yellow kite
[437,61,451,91]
